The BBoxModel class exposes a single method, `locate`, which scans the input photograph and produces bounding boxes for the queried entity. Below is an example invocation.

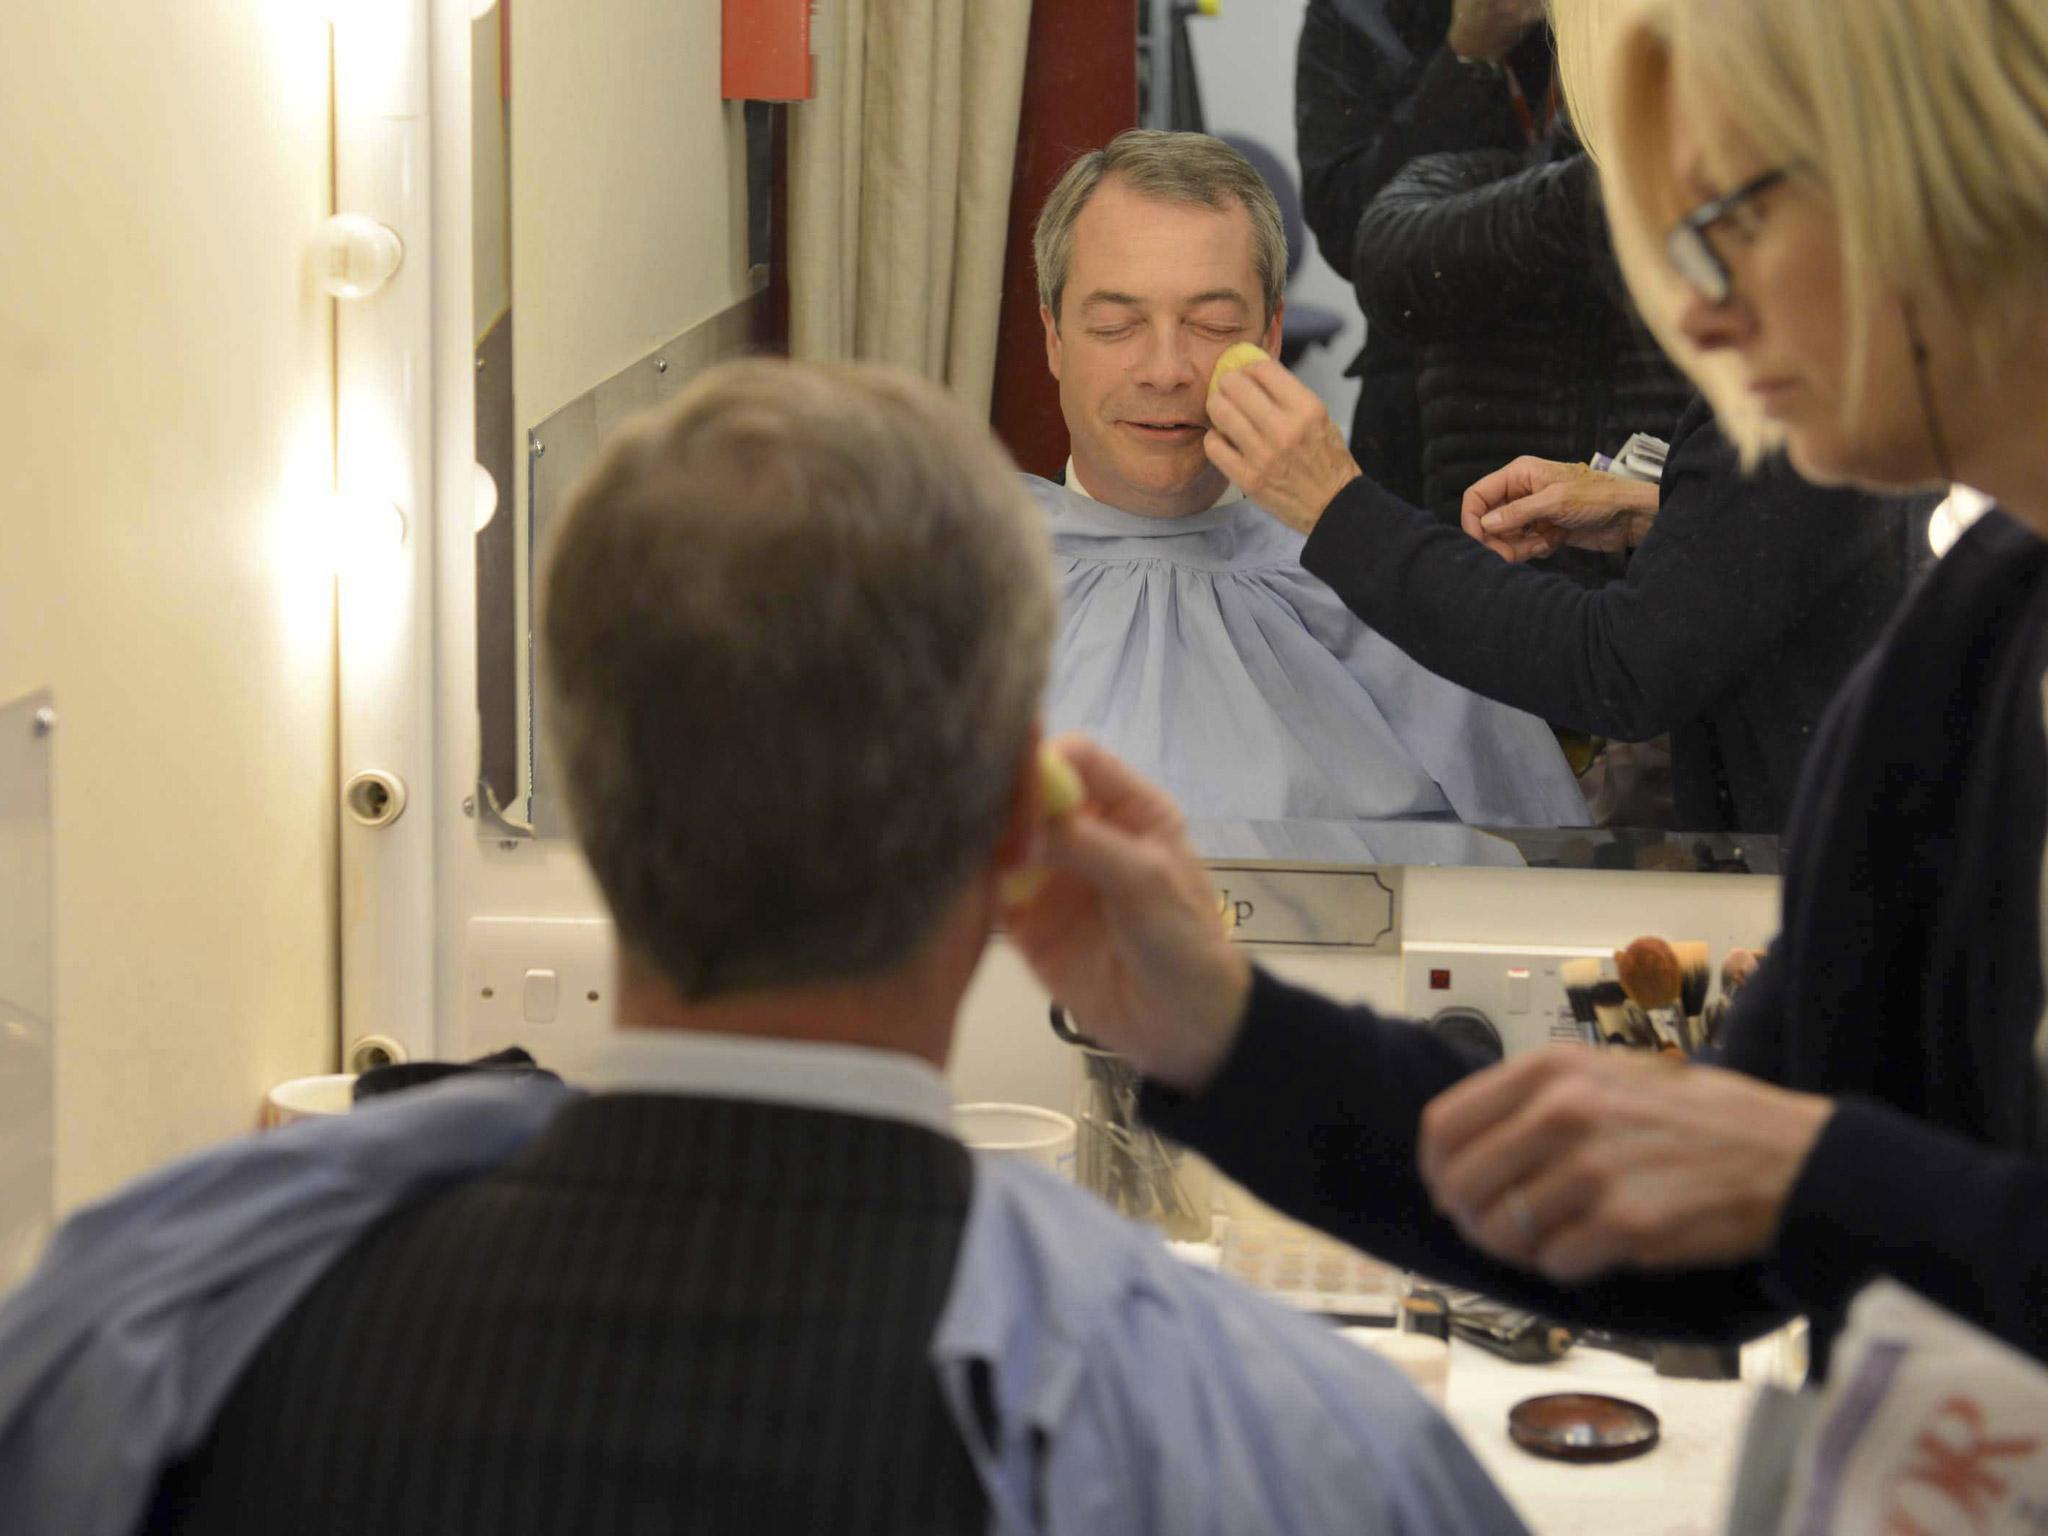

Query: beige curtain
[790,0,1035,417]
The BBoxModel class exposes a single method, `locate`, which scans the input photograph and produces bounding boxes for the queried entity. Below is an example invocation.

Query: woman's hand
[1417,1049,1835,1282]
[1204,360,1362,537]
[1003,736,1252,1093]
[1461,457,1661,563]
[1448,0,1548,63]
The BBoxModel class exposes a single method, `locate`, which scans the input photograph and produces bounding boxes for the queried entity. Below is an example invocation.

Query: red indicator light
[1429,969,1452,990]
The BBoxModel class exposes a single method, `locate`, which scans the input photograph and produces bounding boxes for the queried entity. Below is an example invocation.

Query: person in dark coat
[1350,138,1694,525]
[1291,393,1933,832]
[1296,0,1553,506]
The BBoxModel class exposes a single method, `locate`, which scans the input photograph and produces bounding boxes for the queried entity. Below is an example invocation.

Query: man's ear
[1042,302,1063,381]
[1260,298,1285,361]
[991,721,1047,878]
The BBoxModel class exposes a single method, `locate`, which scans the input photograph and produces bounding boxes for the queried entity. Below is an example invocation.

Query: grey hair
[541,358,1055,1000]
[1034,129,1288,324]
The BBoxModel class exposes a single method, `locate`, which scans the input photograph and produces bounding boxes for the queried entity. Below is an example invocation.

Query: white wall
[1188,0,1362,431]
[0,4,338,1208]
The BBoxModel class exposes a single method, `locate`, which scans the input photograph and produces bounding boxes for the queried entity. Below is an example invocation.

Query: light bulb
[472,463,499,532]
[330,493,408,570]
[307,0,409,24]
[1927,485,1992,559]
[315,214,405,300]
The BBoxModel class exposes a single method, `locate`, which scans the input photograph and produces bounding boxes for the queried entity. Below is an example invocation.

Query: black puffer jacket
[1296,0,1553,504]
[1351,143,1694,524]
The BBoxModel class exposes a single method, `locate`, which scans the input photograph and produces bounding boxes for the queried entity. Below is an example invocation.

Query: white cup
[954,1102,1077,1179]
[264,1073,359,1127]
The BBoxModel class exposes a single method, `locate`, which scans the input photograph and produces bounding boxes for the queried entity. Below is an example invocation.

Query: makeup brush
[1625,1000,1677,1055]
[1700,996,1729,1052]
[1700,946,1763,1051]
[1591,979,1653,1050]
[1673,941,1711,1053]
[1720,947,1762,998]
[1615,937,1685,1050]
[1560,958,1604,1047]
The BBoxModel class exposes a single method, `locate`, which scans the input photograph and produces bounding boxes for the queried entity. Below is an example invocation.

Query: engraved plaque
[1208,860,1402,952]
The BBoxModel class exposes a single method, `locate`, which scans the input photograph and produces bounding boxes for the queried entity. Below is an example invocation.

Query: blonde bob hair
[1549,0,1627,167]
[1597,0,2048,458]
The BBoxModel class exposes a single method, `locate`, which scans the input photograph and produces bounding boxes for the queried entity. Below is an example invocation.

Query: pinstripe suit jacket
[142,1093,989,1535]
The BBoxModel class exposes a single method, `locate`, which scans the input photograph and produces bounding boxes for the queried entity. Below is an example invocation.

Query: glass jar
[1071,1044,1213,1241]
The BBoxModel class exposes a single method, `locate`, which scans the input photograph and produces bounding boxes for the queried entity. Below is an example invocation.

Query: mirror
[472,4,516,832]
[0,692,55,1291]
[471,0,1933,873]
[470,0,768,839]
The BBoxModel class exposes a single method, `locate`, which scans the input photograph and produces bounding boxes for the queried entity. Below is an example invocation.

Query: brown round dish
[1508,1393,1661,1463]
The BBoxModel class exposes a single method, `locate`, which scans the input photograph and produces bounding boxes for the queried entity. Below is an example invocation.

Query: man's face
[1042,178,1283,518]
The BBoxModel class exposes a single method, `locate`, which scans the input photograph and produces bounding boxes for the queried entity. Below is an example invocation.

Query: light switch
[1505,967,1531,1015]
[523,968,560,1024]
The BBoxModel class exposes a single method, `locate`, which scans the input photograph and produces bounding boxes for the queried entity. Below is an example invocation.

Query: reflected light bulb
[1927,485,1992,560]
[472,463,499,532]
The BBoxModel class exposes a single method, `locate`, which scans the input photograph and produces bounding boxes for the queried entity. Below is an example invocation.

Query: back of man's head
[542,359,1054,1002]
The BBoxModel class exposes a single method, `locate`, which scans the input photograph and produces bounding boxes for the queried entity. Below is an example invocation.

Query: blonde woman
[1006,0,2048,1373]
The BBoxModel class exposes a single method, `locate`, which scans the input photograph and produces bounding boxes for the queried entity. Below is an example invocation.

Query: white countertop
[1363,1333,1758,1536]
[1173,1229,1767,1535]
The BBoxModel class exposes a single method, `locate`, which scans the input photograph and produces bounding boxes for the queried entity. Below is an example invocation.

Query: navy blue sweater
[1147,509,2048,1369]
[1300,396,1929,831]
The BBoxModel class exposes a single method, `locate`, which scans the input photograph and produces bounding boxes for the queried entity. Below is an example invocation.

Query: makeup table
[1423,1336,1760,1536]
[1173,1226,1777,1535]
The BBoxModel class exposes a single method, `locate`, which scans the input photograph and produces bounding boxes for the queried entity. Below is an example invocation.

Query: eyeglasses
[1666,168,1789,304]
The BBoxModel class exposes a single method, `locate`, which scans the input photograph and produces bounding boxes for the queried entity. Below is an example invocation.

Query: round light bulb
[315,214,405,300]
[472,463,499,532]
[1927,485,1992,559]
[330,493,408,569]
[309,0,409,25]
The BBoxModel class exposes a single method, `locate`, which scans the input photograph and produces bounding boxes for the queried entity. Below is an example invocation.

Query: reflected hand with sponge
[1203,343,1364,537]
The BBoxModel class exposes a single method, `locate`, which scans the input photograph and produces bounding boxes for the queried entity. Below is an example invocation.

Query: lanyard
[1502,61,1560,145]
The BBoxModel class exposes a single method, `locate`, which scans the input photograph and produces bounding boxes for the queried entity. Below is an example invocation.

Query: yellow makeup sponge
[1208,342,1271,397]
[1001,746,1088,906]
[1039,744,1085,820]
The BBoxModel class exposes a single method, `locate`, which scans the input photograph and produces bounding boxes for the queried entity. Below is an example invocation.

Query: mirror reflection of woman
[1214,0,1940,837]
[1007,0,2048,1372]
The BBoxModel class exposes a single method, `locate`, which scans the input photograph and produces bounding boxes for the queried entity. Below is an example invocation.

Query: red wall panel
[989,0,1140,477]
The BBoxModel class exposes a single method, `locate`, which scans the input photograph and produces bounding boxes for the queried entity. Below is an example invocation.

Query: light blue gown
[1032,474,1590,830]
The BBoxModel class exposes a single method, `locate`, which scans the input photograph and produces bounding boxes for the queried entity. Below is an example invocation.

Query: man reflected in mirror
[1030,130,1588,834]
